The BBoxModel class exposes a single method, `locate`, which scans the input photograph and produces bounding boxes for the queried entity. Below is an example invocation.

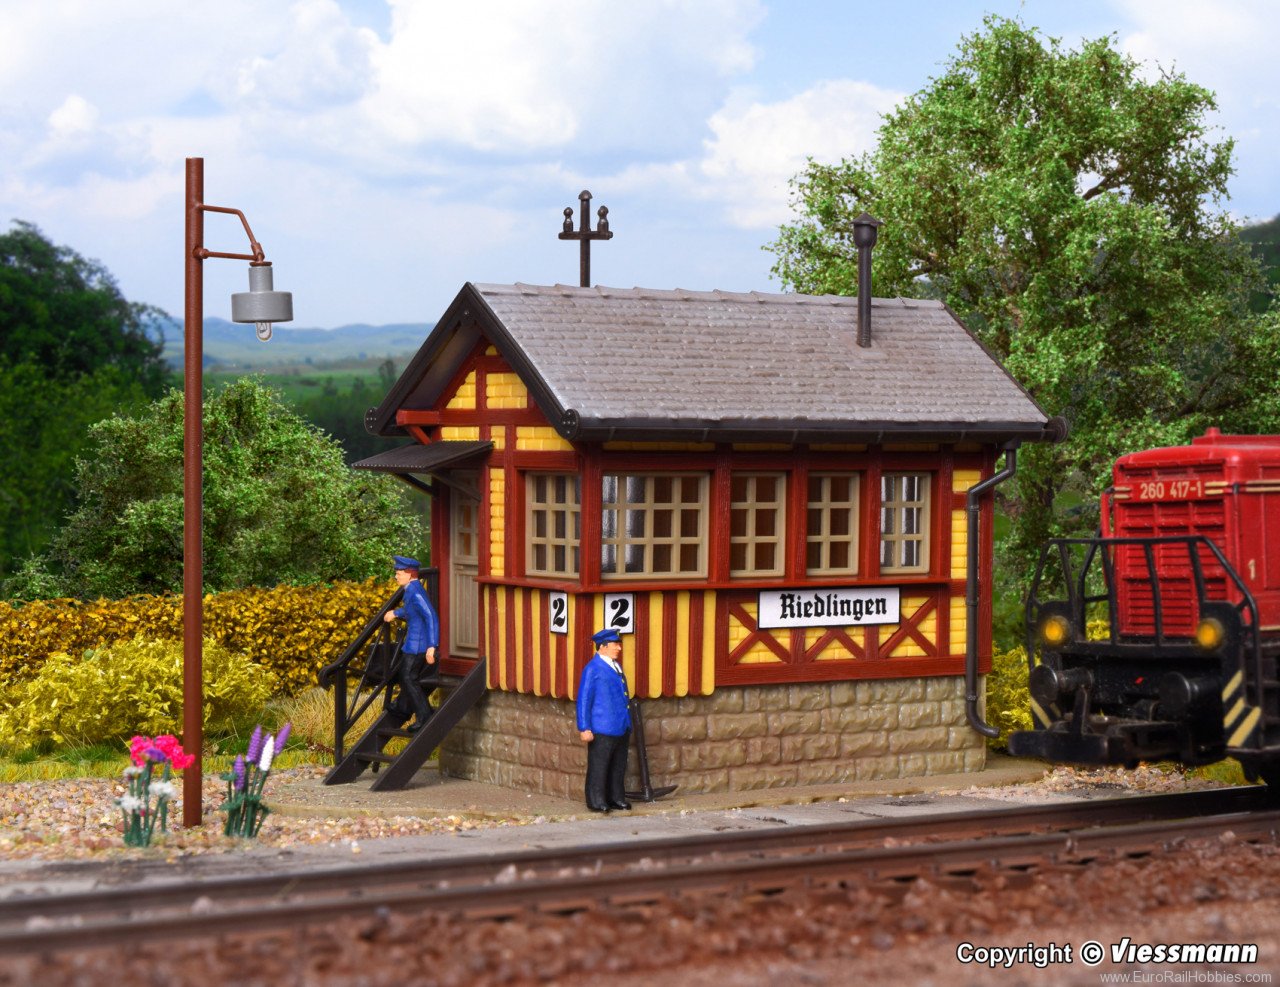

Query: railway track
[3,786,1277,955]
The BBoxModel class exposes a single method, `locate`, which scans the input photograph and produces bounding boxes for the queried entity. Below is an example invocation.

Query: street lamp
[183,157,293,827]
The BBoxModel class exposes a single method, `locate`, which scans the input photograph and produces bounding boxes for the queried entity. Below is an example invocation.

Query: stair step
[357,752,396,764]
[378,727,415,738]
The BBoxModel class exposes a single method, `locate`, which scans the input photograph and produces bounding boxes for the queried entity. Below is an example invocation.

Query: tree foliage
[0,222,170,577]
[0,221,167,390]
[8,378,423,599]
[769,16,1280,600]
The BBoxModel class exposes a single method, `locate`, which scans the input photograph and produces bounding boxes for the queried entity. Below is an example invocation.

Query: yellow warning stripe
[1030,698,1052,729]
[1228,707,1262,748]
[1224,697,1246,729]
[1222,670,1243,702]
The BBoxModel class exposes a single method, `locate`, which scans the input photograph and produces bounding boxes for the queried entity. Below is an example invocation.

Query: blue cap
[592,627,622,645]
[393,555,420,570]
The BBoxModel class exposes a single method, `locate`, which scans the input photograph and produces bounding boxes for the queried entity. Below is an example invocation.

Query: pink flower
[126,734,196,771]
[152,734,196,771]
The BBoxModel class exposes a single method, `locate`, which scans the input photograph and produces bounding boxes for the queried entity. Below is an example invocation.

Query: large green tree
[0,221,167,390]
[6,378,424,599]
[769,16,1280,606]
[0,223,170,576]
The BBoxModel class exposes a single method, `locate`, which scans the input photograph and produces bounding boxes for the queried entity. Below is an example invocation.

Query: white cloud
[694,79,902,229]
[47,94,98,136]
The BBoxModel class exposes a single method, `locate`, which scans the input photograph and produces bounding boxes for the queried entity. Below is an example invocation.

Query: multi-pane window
[526,474,581,576]
[806,473,860,575]
[730,473,785,576]
[601,473,707,578]
[880,473,930,572]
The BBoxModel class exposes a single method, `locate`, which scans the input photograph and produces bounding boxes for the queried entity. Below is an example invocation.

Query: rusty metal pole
[183,157,205,827]
[577,191,591,288]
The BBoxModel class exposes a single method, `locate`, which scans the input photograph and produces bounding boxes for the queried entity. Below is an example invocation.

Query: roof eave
[559,415,1060,446]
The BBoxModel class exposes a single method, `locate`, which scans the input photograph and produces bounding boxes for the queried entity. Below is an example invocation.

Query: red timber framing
[408,336,1000,697]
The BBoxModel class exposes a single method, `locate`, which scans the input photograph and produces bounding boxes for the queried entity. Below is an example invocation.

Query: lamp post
[183,157,293,827]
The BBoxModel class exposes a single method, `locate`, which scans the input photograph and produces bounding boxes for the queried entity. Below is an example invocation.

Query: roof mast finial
[558,190,613,288]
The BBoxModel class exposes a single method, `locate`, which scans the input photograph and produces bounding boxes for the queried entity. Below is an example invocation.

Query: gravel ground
[0,762,1235,862]
[0,765,539,861]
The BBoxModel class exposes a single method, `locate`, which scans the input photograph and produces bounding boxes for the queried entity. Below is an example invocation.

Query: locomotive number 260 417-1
[1136,478,1205,501]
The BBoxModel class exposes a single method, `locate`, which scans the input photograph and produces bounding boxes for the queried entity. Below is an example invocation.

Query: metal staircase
[317,571,486,791]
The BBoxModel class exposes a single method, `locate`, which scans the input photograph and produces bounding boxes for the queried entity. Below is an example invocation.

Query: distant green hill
[155,317,430,370]
[1241,214,1280,313]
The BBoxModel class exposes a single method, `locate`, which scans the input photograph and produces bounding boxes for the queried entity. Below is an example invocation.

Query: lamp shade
[231,263,293,325]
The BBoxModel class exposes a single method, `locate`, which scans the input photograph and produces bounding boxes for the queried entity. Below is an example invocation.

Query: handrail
[1028,535,1265,738]
[317,586,404,688]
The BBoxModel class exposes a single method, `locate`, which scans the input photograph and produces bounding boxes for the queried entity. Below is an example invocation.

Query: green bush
[0,636,273,750]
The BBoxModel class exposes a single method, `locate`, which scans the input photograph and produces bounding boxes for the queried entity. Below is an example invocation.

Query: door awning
[354,441,492,498]
[353,440,493,474]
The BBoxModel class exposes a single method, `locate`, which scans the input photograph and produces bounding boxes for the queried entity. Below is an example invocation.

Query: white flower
[150,781,176,801]
[258,735,275,772]
[123,766,142,778]
[115,795,143,813]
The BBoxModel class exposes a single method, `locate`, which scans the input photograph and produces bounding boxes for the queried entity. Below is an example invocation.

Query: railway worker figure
[576,628,633,812]
[382,555,439,733]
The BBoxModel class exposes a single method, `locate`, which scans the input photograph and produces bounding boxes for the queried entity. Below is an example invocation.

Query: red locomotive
[1009,428,1280,786]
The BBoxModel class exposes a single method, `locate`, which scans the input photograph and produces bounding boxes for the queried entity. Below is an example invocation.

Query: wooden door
[450,478,480,657]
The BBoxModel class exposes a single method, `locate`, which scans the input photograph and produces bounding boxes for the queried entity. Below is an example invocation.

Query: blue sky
[2,0,1276,328]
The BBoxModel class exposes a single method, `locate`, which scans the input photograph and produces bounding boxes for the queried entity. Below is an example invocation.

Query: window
[806,473,860,575]
[526,473,581,577]
[880,473,930,573]
[730,473,785,577]
[601,473,707,578]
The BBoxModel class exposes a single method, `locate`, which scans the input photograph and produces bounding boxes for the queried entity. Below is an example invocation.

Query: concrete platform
[269,753,1052,822]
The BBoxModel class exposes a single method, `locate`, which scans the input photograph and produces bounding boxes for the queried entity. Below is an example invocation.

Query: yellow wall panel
[486,372,528,409]
[441,426,481,441]
[516,426,574,452]
[674,592,691,697]
[951,510,968,578]
[953,469,982,493]
[490,426,505,451]
[647,593,663,696]
[950,597,967,653]
[701,592,716,695]
[489,469,505,577]
[446,371,477,410]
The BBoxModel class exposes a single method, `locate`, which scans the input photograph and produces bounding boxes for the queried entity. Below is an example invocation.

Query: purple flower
[246,725,264,764]
[145,747,166,763]
[233,755,246,792]
[274,722,292,752]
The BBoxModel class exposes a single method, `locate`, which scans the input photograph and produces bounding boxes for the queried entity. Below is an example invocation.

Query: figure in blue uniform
[576,627,632,812]
[382,555,439,733]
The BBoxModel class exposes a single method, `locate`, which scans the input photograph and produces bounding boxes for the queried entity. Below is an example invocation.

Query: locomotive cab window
[880,473,930,573]
[601,473,708,579]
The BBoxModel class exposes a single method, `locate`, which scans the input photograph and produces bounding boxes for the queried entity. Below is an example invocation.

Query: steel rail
[1,788,1275,955]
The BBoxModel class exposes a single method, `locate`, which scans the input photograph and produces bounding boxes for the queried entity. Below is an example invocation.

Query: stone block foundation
[438,676,987,800]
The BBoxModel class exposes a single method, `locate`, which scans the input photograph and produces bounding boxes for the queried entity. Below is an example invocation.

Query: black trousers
[391,651,433,724]
[585,730,630,809]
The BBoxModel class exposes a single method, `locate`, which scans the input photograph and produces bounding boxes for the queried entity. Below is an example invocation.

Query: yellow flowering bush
[0,637,273,749]
[986,618,1111,749]
[0,577,394,695]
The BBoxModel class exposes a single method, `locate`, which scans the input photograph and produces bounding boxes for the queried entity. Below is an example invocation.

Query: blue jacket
[396,579,439,654]
[576,654,631,736]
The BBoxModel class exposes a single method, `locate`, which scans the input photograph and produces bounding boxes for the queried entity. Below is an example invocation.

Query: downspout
[965,443,1019,737]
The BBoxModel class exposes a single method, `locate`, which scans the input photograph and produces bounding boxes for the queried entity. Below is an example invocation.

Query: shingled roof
[368,282,1055,445]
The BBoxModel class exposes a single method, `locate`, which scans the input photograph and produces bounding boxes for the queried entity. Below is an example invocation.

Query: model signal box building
[358,281,1054,796]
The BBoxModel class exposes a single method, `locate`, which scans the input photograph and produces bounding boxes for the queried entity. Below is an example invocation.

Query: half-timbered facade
[358,282,1054,795]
